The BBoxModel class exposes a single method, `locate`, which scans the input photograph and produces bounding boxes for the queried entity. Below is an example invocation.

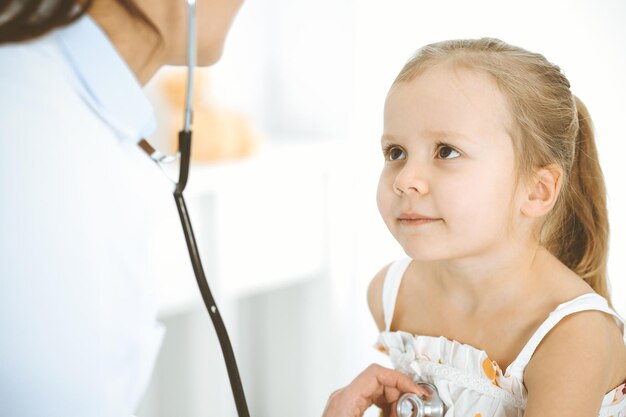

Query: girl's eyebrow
[381,131,477,145]
[427,130,477,144]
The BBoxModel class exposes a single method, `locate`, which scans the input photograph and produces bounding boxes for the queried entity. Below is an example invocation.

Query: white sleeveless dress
[375,258,626,417]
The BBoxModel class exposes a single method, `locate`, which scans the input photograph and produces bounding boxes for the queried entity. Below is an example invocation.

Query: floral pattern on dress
[482,358,502,388]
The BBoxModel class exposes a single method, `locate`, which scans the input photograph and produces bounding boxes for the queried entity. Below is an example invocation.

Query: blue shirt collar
[53,15,156,142]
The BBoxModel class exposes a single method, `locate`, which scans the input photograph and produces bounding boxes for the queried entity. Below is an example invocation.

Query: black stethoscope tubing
[174,131,250,417]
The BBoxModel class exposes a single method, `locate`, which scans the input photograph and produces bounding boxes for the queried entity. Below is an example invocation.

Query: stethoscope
[137,2,446,416]
[396,382,446,417]
[137,1,251,417]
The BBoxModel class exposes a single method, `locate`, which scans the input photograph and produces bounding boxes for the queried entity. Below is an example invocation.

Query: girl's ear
[520,164,563,218]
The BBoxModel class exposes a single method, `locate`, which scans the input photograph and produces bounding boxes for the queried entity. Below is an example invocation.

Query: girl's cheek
[438,177,475,205]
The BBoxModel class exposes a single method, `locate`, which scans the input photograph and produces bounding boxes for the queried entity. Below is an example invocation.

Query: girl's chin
[398,240,459,262]
[401,247,446,262]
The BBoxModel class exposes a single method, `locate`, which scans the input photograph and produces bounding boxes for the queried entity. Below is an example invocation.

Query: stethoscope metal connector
[397,382,445,417]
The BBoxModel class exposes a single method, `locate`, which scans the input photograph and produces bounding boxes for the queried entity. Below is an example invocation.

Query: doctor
[0,1,423,416]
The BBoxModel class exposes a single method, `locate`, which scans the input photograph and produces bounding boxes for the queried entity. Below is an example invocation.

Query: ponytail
[0,0,159,45]
[544,96,612,309]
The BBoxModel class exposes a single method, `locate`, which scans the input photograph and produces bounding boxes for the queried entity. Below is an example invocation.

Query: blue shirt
[0,15,178,417]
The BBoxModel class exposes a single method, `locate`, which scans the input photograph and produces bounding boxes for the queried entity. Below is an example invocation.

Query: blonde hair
[393,38,612,308]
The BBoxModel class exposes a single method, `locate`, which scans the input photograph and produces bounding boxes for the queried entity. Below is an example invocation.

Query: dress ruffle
[377,331,527,405]
[376,330,626,415]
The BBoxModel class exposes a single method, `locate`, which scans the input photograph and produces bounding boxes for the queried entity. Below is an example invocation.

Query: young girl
[368,38,626,416]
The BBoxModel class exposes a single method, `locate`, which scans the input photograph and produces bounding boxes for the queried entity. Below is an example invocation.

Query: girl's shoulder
[368,258,440,335]
[523,299,626,409]
[367,258,422,333]
[525,255,626,396]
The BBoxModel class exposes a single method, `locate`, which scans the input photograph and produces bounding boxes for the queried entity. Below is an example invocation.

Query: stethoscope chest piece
[397,382,445,417]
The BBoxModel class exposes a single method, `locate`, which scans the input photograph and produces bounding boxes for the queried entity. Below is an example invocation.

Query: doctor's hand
[321,363,430,417]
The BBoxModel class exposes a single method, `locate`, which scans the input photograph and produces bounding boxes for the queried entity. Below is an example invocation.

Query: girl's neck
[430,241,549,317]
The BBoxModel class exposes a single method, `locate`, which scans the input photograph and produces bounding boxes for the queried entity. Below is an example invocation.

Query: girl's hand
[321,363,431,417]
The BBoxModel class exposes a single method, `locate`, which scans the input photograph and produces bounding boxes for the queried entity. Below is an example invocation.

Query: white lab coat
[0,15,181,417]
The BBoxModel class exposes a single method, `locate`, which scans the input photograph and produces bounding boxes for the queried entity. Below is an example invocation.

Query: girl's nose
[393,165,429,196]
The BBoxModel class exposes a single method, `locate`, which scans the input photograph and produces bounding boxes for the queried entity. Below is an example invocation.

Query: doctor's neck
[88,1,167,85]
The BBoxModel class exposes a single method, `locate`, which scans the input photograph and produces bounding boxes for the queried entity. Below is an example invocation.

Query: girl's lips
[398,212,440,221]
[398,218,441,226]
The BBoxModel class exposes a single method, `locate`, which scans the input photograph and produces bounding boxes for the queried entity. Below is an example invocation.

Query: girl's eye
[436,144,461,160]
[384,146,406,161]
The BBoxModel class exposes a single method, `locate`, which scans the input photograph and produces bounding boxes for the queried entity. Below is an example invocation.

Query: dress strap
[382,258,412,332]
[506,293,626,378]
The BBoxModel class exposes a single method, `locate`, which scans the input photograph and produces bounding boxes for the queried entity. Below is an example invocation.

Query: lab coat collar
[53,15,156,143]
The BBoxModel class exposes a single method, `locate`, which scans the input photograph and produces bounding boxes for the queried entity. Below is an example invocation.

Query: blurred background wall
[137,1,626,416]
